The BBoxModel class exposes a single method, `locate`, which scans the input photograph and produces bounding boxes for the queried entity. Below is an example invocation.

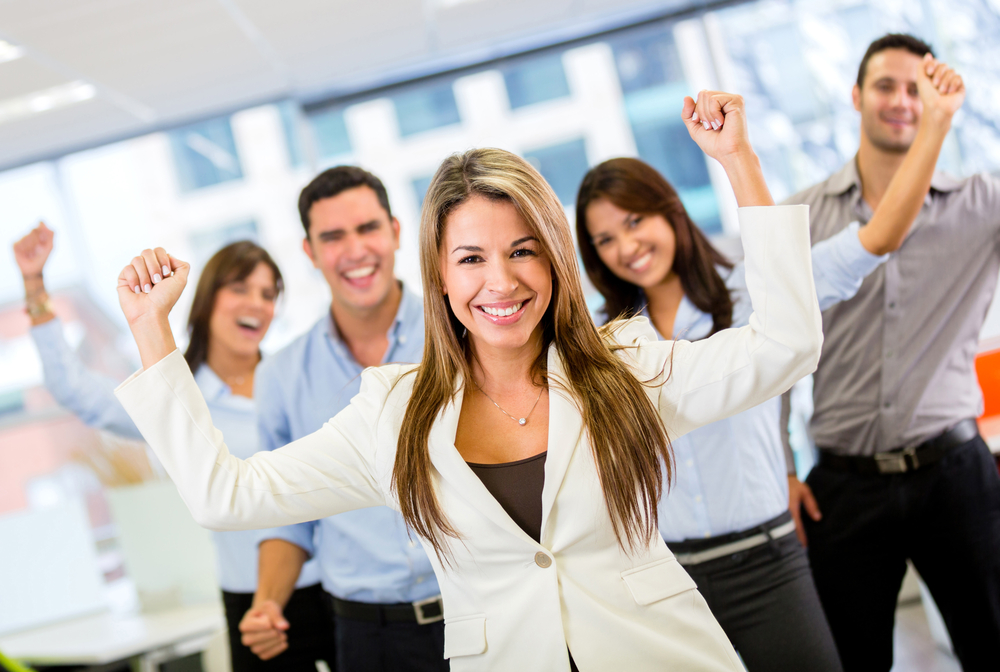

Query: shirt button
[889,302,896,309]
[534,552,552,568]
[399,335,408,344]
[685,459,694,468]
[695,495,702,503]
[884,401,891,409]
[416,576,424,583]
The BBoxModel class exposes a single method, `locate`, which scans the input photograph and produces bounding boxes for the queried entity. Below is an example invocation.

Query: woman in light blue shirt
[575,157,916,672]
[14,228,331,671]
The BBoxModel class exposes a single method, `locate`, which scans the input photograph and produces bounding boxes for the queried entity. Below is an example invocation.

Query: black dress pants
[222,583,335,672]
[804,436,1000,672]
[332,613,447,672]
[682,526,842,672]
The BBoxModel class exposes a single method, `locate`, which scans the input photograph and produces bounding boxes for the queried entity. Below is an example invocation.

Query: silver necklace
[473,380,544,426]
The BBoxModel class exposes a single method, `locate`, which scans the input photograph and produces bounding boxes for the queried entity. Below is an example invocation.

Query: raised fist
[116,248,190,327]
[918,53,965,124]
[682,91,752,163]
[13,222,54,277]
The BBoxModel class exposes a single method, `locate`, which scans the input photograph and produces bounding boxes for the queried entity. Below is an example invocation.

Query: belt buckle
[874,451,907,474]
[412,595,444,625]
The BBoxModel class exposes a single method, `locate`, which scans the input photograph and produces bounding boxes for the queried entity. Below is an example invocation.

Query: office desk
[0,602,225,672]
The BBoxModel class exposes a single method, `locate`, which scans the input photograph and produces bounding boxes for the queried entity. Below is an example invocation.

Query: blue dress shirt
[29,319,322,593]
[254,286,439,604]
[598,222,886,540]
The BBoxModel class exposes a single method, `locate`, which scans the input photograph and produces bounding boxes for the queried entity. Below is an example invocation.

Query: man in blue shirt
[238,167,444,671]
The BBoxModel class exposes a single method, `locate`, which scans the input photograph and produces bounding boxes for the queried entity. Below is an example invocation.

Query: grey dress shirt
[784,158,1000,456]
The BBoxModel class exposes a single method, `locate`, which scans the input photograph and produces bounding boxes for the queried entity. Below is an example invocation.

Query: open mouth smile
[476,300,529,324]
[341,264,378,287]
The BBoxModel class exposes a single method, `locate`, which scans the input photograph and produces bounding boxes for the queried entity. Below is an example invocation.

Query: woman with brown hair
[575,116,946,667]
[13,233,332,671]
[109,92,819,671]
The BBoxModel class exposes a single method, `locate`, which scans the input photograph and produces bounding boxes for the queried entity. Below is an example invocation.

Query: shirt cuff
[256,522,316,557]
[833,221,889,277]
[29,317,64,349]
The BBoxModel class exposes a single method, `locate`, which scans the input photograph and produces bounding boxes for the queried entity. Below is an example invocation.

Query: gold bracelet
[26,295,54,318]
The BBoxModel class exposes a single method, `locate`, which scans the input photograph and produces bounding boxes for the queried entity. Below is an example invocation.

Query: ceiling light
[0,40,24,64]
[0,81,97,125]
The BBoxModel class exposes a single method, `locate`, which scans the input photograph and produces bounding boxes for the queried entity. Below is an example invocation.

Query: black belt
[325,593,444,625]
[819,418,979,475]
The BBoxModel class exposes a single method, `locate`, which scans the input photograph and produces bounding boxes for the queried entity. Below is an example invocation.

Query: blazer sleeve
[613,204,823,440]
[114,349,388,531]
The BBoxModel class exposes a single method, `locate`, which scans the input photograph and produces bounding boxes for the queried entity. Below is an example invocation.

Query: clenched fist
[918,53,965,125]
[116,248,190,327]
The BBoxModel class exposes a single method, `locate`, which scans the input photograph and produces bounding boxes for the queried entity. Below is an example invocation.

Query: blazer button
[534,551,552,568]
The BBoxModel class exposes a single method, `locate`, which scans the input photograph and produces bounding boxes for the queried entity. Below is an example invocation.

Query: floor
[891,599,961,672]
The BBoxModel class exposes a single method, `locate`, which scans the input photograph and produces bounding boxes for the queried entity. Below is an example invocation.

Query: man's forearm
[254,539,309,608]
[860,119,950,255]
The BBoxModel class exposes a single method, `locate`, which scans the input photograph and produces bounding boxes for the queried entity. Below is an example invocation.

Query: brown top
[468,451,547,542]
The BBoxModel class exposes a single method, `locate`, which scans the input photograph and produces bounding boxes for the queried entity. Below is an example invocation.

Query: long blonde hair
[393,148,672,561]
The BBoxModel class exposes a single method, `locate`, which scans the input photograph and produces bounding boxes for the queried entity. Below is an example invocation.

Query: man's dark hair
[298,166,392,235]
[857,33,934,88]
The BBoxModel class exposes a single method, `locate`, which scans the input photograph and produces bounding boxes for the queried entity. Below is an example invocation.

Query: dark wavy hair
[575,157,733,337]
[183,240,283,374]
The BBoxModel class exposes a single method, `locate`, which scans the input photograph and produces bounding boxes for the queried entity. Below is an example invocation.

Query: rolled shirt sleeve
[811,221,888,311]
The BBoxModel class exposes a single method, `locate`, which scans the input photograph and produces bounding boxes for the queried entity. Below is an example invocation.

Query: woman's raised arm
[613,93,822,438]
[113,251,387,530]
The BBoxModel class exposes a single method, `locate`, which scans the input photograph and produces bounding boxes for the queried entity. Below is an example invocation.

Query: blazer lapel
[540,344,584,536]
[428,376,537,544]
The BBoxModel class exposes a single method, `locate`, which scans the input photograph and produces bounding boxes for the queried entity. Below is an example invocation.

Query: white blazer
[115,205,821,671]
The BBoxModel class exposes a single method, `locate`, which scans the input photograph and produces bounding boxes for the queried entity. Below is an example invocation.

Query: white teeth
[344,265,376,279]
[629,252,653,271]
[237,316,261,329]
[481,302,523,317]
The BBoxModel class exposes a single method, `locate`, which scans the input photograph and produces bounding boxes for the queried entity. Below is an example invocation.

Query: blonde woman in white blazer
[112,92,822,671]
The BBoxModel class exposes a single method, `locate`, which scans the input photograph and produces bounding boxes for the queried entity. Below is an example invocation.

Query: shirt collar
[825,155,964,201]
[194,364,230,401]
[323,281,422,352]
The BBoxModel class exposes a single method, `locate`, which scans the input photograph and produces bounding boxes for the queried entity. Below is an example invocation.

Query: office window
[277,101,306,168]
[169,117,243,191]
[608,26,686,94]
[412,175,433,210]
[610,28,720,233]
[309,107,352,160]
[393,81,461,137]
[188,220,259,267]
[502,52,571,109]
[523,138,589,206]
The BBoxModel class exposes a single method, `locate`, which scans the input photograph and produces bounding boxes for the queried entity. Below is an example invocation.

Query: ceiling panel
[0,57,70,99]
[0,0,720,170]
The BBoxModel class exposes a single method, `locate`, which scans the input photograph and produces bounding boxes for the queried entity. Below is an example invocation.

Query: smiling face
[584,197,677,290]
[854,48,925,153]
[440,195,552,357]
[303,185,401,314]
[207,262,278,359]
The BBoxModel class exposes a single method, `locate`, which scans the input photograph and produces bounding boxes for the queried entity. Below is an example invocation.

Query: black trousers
[222,584,335,672]
[682,525,843,672]
[805,436,1000,671]
[332,612,447,672]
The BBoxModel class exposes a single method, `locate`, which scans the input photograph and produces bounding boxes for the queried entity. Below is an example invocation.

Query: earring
[462,327,467,338]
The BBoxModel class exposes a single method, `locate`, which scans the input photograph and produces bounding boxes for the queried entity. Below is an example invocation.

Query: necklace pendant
[518,418,526,426]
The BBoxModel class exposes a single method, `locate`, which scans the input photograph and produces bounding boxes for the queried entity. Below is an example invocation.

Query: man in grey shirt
[786,34,1000,671]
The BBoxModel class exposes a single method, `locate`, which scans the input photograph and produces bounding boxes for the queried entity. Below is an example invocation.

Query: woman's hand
[682,90,774,207]
[13,221,54,278]
[682,91,751,163]
[116,248,190,369]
